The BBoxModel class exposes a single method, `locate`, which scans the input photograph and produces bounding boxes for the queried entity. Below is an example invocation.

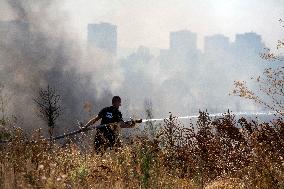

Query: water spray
[142,111,281,123]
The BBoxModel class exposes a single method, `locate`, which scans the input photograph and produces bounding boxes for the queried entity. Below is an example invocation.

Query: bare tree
[232,67,284,115]
[144,99,157,139]
[34,85,62,138]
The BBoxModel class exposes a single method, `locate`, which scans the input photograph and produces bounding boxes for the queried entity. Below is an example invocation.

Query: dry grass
[0,111,283,189]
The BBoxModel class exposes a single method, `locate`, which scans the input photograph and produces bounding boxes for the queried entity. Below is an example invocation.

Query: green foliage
[71,163,89,183]
[139,145,153,189]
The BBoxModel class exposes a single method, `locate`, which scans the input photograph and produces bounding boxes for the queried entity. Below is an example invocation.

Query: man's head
[112,96,121,108]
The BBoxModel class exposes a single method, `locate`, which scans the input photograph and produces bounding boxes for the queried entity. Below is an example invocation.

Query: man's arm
[83,115,101,128]
[119,121,135,128]
[119,119,142,128]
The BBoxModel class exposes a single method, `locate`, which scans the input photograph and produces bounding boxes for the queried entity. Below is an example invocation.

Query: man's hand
[121,119,142,128]
[77,120,85,129]
[130,120,136,127]
[136,119,142,123]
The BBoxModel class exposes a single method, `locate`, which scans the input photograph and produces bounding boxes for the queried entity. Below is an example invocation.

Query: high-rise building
[233,32,264,54]
[87,22,117,55]
[204,34,230,54]
[170,30,197,53]
[0,20,29,46]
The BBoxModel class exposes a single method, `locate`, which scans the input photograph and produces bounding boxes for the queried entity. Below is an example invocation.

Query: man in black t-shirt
[83,96,134,152]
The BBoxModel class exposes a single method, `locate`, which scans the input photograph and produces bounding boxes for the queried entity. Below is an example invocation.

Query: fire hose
[0,119,143,143]
[50,119,142,140]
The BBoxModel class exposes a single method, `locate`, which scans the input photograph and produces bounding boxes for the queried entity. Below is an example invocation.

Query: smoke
[116,43,274,119]
[0,0,120,134]
[0,0,280,136]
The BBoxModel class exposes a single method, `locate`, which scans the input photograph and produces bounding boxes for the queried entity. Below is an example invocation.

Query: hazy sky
[1,0,284,50]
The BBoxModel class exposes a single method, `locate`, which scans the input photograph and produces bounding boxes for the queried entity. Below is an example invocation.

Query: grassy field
[0,111,283,189]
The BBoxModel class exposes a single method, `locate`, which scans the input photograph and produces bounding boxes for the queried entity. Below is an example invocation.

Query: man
[84,96,135,152]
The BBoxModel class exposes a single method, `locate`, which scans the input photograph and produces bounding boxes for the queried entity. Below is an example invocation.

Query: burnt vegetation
[0,111,283,188]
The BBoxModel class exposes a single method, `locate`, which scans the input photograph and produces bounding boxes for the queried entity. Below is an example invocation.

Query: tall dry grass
[0,111,283,189]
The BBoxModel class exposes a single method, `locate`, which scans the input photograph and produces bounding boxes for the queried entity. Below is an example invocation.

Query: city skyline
[86,21,266,57]
[58,0,284,50]
[0,0,282,130]
[1,0,283,50]
[0,19,268,58]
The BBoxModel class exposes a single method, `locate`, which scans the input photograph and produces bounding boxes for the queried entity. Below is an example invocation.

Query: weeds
[0,111,283,188]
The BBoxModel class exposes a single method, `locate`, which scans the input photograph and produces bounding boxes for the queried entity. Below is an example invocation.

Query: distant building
[0,20,30,78]
[170,30,197,54]
[87,22,117,55]
[159,30,199,66]
[204,34,230,55]
[0,20,29,46]
[233,32,265,54]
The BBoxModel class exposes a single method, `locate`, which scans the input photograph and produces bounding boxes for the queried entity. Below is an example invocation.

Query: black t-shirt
[98,106,123,125]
